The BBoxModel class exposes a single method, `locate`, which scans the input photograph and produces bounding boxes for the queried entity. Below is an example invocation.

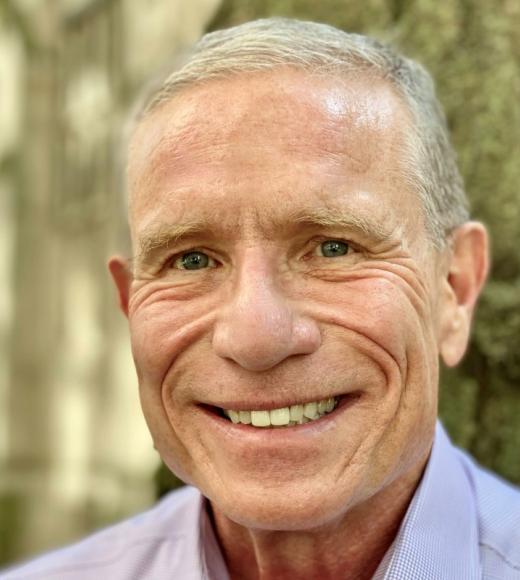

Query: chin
[206,478,358,532]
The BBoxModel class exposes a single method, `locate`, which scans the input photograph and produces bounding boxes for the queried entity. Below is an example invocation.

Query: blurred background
[1,0,519,569]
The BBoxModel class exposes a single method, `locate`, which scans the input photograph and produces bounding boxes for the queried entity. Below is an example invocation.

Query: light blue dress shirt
[2,422,520,579]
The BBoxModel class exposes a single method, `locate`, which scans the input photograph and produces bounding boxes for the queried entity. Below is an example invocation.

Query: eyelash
[166,249,217,271]
[310,238,355,258]
[164,238,358,271]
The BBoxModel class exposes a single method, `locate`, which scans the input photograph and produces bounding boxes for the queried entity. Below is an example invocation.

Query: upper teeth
[224,397,338,427]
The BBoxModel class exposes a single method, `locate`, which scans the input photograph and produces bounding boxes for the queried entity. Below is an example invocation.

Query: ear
[438,222,489,367]
[108,256,133,317]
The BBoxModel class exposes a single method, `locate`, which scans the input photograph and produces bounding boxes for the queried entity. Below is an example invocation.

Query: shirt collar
[374,421,481,579]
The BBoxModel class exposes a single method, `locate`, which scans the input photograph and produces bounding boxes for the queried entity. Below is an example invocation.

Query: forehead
[127,70,421,244]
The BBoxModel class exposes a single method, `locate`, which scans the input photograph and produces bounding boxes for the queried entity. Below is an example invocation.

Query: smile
[222,397,339,428]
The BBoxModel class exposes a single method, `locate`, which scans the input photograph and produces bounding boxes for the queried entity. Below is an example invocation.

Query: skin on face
[110,70,488,543]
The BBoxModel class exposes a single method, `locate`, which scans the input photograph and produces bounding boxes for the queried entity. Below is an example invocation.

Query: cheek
[315,276,428,365]
[339,276,440,423]
[129,293,216,384]
[129,294,218,484]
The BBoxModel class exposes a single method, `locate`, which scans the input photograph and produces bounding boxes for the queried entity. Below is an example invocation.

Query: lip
[198,393,361,442]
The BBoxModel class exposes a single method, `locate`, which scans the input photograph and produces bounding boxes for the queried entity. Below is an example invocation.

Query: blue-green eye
[174,251,213,270]
[318,240,350,257]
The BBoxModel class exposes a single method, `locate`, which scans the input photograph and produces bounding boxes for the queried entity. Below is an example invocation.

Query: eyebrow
[287,206,396,243]
[136,220,207,265]
[135,205,397,266]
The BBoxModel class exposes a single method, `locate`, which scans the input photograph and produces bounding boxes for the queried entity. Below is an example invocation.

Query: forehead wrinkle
[129,72,406,198]
[128,123,227,205]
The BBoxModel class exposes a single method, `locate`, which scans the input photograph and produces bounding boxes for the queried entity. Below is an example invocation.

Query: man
[4,17,520,580]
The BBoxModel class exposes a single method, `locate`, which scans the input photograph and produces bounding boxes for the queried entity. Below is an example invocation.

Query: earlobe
[439,308,470,367]
[439,222,489,367]
[108,256,133,317]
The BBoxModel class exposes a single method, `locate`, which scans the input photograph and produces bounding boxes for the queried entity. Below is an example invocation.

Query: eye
[317,240,350,258]
[172,251,216,270]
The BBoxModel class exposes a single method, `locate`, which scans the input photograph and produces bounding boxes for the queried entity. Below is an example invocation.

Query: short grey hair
[135,18,469,248]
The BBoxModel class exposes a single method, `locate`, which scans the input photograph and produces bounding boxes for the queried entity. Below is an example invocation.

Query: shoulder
[456,449,520,578]
[0,486,202,580]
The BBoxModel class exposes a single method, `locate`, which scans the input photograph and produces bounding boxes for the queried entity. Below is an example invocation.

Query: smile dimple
[222,397,338,428]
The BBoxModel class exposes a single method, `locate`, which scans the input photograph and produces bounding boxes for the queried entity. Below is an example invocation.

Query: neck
[210,461,427,580]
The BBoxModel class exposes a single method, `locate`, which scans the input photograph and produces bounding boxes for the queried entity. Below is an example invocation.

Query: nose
[212,256,321,372]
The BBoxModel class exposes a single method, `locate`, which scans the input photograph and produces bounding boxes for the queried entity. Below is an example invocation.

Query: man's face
[119,70,453,530]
